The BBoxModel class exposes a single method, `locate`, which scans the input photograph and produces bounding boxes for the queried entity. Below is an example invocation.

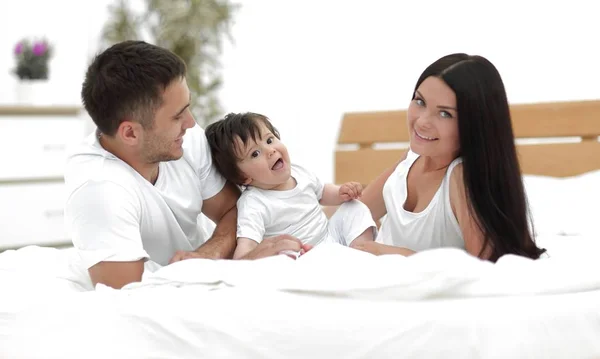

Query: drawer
[0,118,87,180]
[0,182,70,249]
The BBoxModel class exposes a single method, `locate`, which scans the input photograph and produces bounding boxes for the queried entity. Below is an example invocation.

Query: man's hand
[169,234,313,263]
[168,250,205,264]
[241,234,312,260]
[339,181,363,201]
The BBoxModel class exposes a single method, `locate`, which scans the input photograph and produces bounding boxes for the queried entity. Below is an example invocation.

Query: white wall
[1,0,598,183]
[0,0,109,105]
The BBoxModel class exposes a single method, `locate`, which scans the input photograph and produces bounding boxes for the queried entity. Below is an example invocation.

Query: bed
[1,100,600,359]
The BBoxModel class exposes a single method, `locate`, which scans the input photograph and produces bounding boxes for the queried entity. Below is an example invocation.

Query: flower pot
[14,80,52,105]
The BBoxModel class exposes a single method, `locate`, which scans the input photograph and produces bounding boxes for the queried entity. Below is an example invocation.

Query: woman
[352,53,546,262]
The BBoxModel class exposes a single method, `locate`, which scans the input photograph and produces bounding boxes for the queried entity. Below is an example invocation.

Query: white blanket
[1,237,600,359]
[0,246,92,300]
[110,241,600,300]
[2,237,599,302]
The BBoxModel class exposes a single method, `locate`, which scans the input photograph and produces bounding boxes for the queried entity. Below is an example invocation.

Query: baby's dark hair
[205,112,280,185]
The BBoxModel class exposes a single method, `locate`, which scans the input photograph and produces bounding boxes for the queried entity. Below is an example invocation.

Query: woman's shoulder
[448,158,464,186]
[448,160,465,212]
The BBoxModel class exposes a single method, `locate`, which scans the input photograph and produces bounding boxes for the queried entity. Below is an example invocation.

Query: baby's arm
[233,237,259,259]
[319,182,363,206]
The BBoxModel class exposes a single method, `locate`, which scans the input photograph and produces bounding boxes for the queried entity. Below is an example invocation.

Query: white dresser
[0,106,91,250]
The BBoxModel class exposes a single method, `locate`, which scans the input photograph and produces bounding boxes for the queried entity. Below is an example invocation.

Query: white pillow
[523,174,569,236]
[524,170,600,237]
[560,170,600,236]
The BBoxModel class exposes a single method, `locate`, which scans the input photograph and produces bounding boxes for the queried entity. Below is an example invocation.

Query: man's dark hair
[81,40,187,136]
[205,112,280,185]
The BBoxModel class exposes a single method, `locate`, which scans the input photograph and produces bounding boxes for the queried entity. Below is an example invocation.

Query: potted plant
[12,38,53,104]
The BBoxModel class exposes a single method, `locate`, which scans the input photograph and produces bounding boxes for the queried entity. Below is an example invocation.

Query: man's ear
[117,120,143,146]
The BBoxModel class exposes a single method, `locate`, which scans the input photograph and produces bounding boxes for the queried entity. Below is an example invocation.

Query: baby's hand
[339,182,362,201]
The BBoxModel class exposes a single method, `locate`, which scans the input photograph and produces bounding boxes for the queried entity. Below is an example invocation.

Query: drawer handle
[44,209,64,218]
[43,144,66,151]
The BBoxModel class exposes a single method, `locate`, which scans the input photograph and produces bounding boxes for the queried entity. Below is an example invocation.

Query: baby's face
[235,123,292,190]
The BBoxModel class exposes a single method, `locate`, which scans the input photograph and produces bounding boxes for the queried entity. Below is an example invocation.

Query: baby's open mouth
[272,159,284,170]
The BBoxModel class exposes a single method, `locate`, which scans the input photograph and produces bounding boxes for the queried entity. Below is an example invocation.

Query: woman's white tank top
[376,150,465,251]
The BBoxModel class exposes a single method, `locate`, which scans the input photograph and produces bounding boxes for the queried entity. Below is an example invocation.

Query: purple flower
[32,42,47,56]
[14,42,24,55]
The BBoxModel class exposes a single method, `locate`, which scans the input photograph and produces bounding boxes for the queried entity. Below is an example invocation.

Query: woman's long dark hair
[413,53,546,261]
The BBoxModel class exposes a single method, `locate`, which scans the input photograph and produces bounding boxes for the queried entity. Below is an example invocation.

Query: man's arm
[88,261,144,289]
[65,181,149,289]
[196,181,240,259]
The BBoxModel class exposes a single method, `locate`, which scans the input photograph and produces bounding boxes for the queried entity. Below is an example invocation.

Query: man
[64,40,308,289]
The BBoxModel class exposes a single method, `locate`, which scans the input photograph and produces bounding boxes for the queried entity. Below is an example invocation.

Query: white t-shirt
[377,150,464,251]
[236,164,330,246]
[63,124,226,270]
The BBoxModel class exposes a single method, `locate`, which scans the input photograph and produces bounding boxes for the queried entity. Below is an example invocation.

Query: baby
[205,112,377,259]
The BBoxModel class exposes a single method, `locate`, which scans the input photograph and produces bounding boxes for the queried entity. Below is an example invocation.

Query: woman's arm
[350,151,419,257]
[350,162,490,259]
[350,237,416,256]
[449,163,492,260]
[359,151,407,221]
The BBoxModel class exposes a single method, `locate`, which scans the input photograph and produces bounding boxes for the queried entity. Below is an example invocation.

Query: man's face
[141,77,196,163]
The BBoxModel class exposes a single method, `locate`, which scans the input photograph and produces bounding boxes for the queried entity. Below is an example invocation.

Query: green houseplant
[101,0,238,126]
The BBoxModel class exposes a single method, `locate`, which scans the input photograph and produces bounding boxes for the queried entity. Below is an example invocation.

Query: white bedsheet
[1,235,599,358]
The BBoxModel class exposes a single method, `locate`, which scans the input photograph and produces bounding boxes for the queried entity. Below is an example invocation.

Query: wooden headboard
[335,99,600,185]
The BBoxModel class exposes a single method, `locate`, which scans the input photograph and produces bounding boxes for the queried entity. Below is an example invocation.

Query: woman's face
[406,76,460,159]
